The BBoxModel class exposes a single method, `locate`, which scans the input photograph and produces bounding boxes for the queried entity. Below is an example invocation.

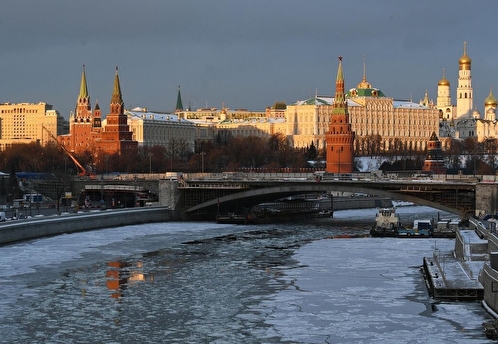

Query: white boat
[370,208,402,237]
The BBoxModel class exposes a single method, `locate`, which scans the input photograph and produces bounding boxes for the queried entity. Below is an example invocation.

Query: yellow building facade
[0,102,65,150]
[286,79,439,154]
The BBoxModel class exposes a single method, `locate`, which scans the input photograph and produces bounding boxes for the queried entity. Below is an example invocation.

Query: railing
[180,171,485,184]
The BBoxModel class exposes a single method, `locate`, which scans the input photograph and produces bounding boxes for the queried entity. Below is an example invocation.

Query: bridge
[28,171,497,222]
[178,172,497,220]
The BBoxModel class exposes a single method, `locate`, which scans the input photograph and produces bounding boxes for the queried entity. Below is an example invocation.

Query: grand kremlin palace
[182,72,439,154]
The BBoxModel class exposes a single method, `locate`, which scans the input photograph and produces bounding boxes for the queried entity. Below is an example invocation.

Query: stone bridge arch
[185,183,462,216]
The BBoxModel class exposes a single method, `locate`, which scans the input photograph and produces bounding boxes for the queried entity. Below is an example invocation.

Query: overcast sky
[1,0,497,118]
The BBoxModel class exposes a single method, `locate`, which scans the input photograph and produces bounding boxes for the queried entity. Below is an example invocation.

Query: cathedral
[438,42,498,143]
[58,66,138,160]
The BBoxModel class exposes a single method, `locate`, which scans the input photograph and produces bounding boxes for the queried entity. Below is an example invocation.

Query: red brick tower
[326,57,355,173]
[59,65,103,155]
[422,132,447,174]
[70,65,94,153]
[99,67,138,155]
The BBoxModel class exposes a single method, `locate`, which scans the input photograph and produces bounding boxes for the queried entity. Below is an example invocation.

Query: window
[492,282,498,292]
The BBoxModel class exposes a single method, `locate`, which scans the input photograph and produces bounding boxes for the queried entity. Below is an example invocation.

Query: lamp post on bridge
[200,151,206,173]
[148,153,153,174]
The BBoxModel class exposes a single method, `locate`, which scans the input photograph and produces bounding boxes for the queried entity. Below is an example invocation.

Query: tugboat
[370,208,402,237]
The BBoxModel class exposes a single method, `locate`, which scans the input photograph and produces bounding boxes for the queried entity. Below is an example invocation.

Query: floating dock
[423,229,487,300]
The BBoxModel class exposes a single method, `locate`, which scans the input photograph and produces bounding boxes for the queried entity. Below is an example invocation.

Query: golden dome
[438,77,450,86]
[459,42,471,66]
[459,54,471,65]
[438,68,450,86]
[485,89,497,106]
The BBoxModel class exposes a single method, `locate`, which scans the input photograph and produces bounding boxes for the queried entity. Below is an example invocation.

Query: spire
[326,55,355,174]
[176,85,184,112]
[362,54,366,82]
[421,89,430,106]
[76,64,91,112]
[110,66,124,114]
[79,64,89,98]
[334,56,345,105]
[112,66,122,100]
[336,56,344,82]
[357,54,372,89]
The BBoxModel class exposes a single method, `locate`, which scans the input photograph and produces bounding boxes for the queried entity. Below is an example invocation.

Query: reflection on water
[106,261,154,299]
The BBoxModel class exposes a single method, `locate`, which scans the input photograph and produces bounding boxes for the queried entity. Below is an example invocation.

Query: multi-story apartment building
[215,116,285,140]
[177,105,284,149]
[0,102,65,150]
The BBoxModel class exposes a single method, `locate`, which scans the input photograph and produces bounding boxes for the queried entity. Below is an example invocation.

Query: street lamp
[148,153,153,174]
[200,151,206,173]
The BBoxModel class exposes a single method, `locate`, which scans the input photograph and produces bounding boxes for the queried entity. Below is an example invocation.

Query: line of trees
[1,134,498,176]
[0,133,316,176]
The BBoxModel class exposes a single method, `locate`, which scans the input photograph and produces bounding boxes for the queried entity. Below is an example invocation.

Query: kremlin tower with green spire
[58,66,137,160]
[325,56,355,173]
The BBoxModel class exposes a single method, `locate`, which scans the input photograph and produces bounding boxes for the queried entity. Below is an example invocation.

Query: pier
[423,229,487,300]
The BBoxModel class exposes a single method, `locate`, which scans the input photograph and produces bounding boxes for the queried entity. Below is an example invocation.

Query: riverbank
[0,197,396,245]
[0,207,173,245]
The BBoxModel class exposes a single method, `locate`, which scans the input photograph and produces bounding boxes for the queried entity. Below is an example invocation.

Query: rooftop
[126,108,192,124]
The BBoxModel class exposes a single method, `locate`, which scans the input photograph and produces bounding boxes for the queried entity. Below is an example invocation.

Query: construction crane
[42,126,96,178]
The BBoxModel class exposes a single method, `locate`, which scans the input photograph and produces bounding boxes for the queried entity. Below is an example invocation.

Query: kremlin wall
[0,42,495,169]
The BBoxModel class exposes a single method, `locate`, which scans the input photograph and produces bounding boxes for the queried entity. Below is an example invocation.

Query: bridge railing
[93,171,494,184]
[181,171,490,183]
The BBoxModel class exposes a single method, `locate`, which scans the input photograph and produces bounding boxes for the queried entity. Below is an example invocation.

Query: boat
[398,219,433,237]
[370,208,402,237]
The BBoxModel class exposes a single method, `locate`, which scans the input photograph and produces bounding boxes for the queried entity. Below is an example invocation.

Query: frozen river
[0,206,494,343]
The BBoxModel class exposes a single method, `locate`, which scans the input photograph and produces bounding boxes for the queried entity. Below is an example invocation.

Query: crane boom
[42,126,92,177]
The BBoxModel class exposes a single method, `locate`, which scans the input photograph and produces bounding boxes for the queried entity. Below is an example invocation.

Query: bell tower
[456,42,473,118]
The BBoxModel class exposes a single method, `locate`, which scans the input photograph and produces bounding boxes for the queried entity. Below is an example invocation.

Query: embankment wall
[0,207,177,245]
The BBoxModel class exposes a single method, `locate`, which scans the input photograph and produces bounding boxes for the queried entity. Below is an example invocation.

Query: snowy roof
[219,117,286,125]
[293,96,360,107]
[392,100,431,109]
[293,96,430,110]
[126,109,193,124]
